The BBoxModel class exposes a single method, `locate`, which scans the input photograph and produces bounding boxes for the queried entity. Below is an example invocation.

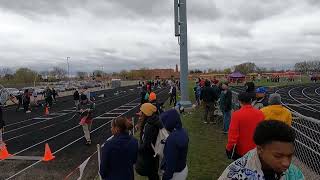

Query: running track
[0,85,170,179]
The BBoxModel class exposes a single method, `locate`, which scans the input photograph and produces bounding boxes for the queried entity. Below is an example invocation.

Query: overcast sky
[1,0,320,73]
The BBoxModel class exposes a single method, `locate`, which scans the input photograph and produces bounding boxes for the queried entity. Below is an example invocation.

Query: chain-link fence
[231,91,320,179]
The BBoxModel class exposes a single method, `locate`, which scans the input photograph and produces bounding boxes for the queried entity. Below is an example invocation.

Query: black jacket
[224,90,233,111]
[200,86,218,102]
[0,106,4,129]
[136,114,163,176]
[73,91,80,100]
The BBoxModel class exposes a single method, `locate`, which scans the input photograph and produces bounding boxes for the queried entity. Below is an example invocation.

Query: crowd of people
[194,78,303,179]
[0,77,304,179]
[99,80,189,180]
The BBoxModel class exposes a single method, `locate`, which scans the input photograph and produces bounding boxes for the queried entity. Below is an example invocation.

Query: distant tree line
[294,61,320,74]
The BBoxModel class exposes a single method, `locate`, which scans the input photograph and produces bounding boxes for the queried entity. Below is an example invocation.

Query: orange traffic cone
[42,143,55,162]
[0,145,12,160]
[45,106,49,116]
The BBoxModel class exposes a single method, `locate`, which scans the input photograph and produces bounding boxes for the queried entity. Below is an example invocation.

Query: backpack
[151,128,169,158]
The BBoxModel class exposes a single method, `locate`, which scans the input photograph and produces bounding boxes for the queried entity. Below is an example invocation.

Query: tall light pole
[174,0,191,106]
[66,57,70,81]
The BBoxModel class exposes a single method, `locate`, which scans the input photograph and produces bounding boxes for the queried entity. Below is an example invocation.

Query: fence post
[97,144,102,180]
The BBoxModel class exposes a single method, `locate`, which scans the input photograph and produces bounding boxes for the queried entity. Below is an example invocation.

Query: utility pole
[66,57,70,82]
[174,0,191,107]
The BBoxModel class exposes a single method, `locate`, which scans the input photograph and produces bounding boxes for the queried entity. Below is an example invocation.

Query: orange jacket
[226,105,264,156]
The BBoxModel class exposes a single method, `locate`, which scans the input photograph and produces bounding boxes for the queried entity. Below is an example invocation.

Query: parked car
[54,85,66,92]
[5,88,22,96]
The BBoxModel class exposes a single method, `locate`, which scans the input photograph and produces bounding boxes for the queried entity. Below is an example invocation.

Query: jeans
[223,111,231,132]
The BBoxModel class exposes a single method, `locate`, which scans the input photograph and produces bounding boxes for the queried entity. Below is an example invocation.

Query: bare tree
[50,67,67,79]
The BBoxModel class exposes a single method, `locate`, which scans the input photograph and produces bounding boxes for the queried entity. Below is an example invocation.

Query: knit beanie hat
[140,103,157,116]
[149,92,157,101]
[268,93,281,105]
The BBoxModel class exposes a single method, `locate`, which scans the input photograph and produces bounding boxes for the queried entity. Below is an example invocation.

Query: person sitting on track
[79,94,95,145]
[261,93,292,126]
[99,117,138,180]
[219,120,304,180]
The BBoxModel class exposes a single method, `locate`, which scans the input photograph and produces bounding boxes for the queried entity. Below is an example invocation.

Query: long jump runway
[0,86,170,179]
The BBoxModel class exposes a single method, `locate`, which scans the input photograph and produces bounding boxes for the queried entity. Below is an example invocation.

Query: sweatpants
[82,123,92,142]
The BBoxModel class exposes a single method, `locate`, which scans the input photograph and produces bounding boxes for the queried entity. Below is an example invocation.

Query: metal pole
[67,57,70,80]
[178,0,191,106]
[97,144,102,180]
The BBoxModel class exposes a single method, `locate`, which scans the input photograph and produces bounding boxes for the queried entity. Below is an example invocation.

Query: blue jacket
[99,133,138,180]
[161,110,189,180]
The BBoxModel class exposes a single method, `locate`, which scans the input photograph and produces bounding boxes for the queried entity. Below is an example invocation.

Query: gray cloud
[0,0,320,73]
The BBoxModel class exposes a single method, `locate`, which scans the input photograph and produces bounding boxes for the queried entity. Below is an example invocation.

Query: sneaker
[223,131,228,134]
[26,110,31,113]
[85,141,91,145]
[203,121,208,124]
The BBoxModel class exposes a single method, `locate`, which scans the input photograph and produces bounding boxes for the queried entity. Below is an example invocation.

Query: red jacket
[226,105,264,156]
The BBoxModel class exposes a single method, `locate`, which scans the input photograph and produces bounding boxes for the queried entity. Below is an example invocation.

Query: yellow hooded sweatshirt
[260,105,292,126]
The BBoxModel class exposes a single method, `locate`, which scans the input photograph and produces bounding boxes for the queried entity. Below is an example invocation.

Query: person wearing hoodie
[245,81,256,102]
[99,117,138,180]
[149,92,163,114]
[161,109,189,180]
[261,93,292,126]
[135,103,163,180]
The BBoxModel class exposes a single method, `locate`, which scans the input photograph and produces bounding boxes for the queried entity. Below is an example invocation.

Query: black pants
[169,94,177,107]
[23,102,30,112]
[16,102,22,111]
[45,97,53,107]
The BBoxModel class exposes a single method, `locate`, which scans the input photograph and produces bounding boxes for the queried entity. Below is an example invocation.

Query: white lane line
[5,156,42,161]
[32,118,53,120]
[4,87,168,179]
[94,117,117,120]
[301,87,320,104]
[4,114,65,135]
[5,98,142,180]
[104,112,123,115]
[4,93,138,134]
[315,87,320,96]
[4,91,137,128]
[288,87,320,113]
[113,108,133,111]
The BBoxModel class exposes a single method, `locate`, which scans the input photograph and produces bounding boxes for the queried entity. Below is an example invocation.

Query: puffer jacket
[261,105,292,126]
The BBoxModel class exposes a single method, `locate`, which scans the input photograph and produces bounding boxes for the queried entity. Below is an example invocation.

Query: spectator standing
[99,117,138,180]
[52,88,58,102]
[226,92,264,160]
[23,89,31,113]
[245,81,256,102]
[73,90,80,111]
[169,84,177,107]
[219,120,304,180]
[32,90,38,106]
[252,87,268,109]
[200,80,219,124]
[261,93,292,126]
[219,82,232,134]
[44,87,53,108]
[193,82,201,106]
[135,103,163,180]
[161,109,189,180]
